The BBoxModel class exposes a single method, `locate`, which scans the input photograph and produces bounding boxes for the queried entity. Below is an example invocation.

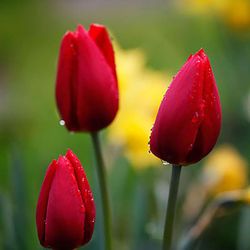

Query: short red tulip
[150,49,221,166]
[56,24,118,132]
[36,150,95,249]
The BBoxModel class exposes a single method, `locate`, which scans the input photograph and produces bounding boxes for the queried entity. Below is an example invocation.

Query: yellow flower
[183,145,248,219]
[180,0,250,30]
[242,187,250,203]
[107,45,168,169]
[202,144,248,196]
[222,0,250,30]
[181,0,226,15]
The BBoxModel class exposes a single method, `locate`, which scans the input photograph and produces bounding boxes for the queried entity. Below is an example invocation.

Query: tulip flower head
[150,49,221,166]
[56,24,118,132]
[36,150,95,249]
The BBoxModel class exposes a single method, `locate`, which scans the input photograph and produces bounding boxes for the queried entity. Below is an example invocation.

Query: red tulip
[150,49,221,166]
[56,24,118,132]
[36,150,95,249]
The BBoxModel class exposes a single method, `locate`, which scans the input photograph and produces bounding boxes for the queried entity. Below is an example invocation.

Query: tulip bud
[150,49,221,166]
[36,150,95,249]
[56,24,118,132]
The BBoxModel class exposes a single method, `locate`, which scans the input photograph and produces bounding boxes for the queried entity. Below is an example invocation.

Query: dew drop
[59,120,65,126]
[211,94,216,100]
[80,205,85,212]
[162,160,170,166]
[192,112,199,123]
[201,99,206,107]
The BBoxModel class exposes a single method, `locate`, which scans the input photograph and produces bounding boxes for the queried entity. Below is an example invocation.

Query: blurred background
[0,0,250,249]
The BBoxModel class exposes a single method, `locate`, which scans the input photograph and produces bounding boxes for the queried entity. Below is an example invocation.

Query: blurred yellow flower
[242,187,250,203]
[202,144,248,196]
[181,0,225,14]
[180,0,250,30]
[223,0,250,30]
[183,144,248,219]
[107,45,168,169]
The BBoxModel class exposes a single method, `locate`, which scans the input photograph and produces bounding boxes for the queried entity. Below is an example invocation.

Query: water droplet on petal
[80,204,85,212]
[59,120,65,126]
[188,143,193,151]
[162,160,170,166]
[192,112,199,123]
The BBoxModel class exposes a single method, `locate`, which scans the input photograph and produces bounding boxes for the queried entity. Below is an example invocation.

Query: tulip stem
[91,132,112,250]
[162,165,182,250]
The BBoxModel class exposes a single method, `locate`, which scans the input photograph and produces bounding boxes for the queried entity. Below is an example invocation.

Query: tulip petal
[36,160,57,245]
[55,31,79,130]
[66,149,96,244]
[89,24,117,84]
[44,156,85,249]
[187,51,221,163]
[75,25,118,131]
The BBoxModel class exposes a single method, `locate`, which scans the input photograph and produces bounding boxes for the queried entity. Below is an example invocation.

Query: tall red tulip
[36,150,95,249]
[56,24,118,132]
[150,49,221,166]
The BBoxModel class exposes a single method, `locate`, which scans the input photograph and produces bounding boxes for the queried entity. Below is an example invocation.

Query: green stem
[162,165,182,250]
[91,132,112,250]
